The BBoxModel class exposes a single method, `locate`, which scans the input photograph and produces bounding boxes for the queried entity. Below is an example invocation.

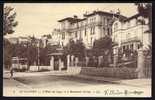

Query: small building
[48,48,66,71]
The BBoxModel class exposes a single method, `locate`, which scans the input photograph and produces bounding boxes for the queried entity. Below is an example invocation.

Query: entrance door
[54,57,59,70]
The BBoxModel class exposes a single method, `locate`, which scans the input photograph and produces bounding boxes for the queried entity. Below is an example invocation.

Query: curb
[72,75,121,84]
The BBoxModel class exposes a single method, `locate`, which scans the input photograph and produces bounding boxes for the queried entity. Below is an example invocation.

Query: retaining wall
[68,67,138,79]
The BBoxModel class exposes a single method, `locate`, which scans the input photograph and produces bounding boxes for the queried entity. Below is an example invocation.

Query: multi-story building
[112,13,151,55]
[41,29,61,48]
[18,36,30,44]
[57,10,127,49]
[7,37,19,44]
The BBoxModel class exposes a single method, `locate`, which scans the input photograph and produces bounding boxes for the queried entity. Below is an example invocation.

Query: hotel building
[56,10,127,49]
[112,13,151,55]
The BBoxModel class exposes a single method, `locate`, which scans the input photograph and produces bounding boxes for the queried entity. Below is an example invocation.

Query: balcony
[121,37,140,44]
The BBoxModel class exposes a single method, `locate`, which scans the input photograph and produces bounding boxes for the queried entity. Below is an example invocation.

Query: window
[90,37,93,45]
[127,33,130,39]
[130,44,133,50]
[90,27,95,35]
[107,28,110,35]
[94,17,96,22]
[85,28,87,36]
[79,31,82,39]
[123,46,125,53]
[90,27,93,35]
[103,28,105,35]
[75,32,78,38]
[127,21,130,28]
[105,18,107,25]
[138,44,141,49]
[102,17,105,24]
[93,27,95,34]
[62,33,65,39]
[81,22,83,26]
[107,18,109,25]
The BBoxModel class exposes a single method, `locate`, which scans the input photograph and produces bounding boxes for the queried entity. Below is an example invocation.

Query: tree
[27,36,38,66]
[93,35,112,66]
[3,6,18,35]
[3,39,13,69]
[64,39,85,61]
[93,35,112,56]
[74,39,85,60]
[135,3,152,33]
[64,39,76,55]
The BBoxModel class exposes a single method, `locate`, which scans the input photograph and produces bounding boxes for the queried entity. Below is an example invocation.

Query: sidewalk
[3,70,69,78]
[3,78,31,89]
[73,74,151,87]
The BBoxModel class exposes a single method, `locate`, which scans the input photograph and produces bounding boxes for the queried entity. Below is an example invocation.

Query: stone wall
[81,67,137,79]
[29,66,52,72]
[68,67,138,79]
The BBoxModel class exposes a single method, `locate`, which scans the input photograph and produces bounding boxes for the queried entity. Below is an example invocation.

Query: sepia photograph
[3,3,152,97]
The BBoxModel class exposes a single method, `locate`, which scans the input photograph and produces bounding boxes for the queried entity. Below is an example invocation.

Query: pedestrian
[10,67,14,79]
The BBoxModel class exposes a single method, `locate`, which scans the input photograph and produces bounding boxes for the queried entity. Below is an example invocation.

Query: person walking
[10,67,14,79]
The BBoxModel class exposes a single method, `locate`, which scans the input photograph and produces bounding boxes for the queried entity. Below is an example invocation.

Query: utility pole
[37,39,40,71]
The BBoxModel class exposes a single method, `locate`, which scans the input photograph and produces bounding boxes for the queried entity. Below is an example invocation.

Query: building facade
[112,13,151,55]
[57,11,127,49]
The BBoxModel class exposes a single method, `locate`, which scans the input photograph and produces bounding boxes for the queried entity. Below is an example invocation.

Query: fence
[144,56,152,78]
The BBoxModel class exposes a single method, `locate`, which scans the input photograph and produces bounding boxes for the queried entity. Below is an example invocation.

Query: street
[3,72,151,97]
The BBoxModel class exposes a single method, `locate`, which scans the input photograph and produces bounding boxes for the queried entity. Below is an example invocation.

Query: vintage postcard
[3,3,152,97]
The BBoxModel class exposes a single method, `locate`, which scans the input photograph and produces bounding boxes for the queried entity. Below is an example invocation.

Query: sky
[5,3,138,38]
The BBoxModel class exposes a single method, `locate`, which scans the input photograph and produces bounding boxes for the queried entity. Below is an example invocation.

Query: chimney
[116,9,120,15]
[73,15,78,19]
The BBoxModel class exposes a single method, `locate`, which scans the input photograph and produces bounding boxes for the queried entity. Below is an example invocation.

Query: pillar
[113,47,118,67]
[71,55,74,66]
[58,58,61,71]
[67,55,70,68]
[85,56,89,67]
[75,57,79,67]
[50,56,54,71]
[98,56,103,67]
[136,48,146,78]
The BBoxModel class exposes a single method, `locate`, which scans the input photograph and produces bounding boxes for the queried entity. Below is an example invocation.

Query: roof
[124,13,141,22]
[58,17,82,23]
[84,11,127,19]
[58,11,127,23]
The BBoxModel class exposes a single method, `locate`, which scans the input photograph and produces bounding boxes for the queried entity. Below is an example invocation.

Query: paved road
[3,73,151,97]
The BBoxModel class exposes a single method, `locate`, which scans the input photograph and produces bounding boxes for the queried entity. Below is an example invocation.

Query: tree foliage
[135,3,152,32]
[93,35,112,56]
[64,39,85,60]
[3,6,18,35]
[3,39,13,69]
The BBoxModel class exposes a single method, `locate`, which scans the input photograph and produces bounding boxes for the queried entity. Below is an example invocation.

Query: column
[136,48,146,78]
[75,57,79,67]
[85,56,89,67]
[71,55,74,67]
[50,56,54,71]
[67,55,70,68]
[98,56,103,67]
[58,58,61,71]
[113,47,118,67]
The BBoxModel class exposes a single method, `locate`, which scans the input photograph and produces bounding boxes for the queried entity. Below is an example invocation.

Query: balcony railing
[121,37,140,43]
